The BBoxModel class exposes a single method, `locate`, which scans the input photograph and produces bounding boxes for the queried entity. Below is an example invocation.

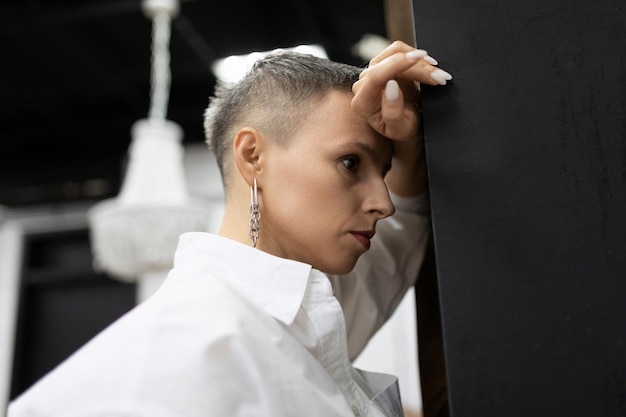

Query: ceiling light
[211,44,328,84]
[351,33,391,61]
[88,0,208,288]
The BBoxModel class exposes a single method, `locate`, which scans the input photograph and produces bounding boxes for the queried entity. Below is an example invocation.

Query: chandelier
[88,0,208,284]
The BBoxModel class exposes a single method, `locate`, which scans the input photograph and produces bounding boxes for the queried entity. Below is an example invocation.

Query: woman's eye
[341,156,359,172]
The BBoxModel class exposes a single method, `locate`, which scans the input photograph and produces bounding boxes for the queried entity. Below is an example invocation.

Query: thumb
[381,79,417,140]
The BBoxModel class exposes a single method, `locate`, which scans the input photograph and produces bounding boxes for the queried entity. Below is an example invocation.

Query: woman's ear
[232,127,265,187]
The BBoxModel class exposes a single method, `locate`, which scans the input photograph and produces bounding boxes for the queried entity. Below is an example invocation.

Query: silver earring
[249,178,261,247]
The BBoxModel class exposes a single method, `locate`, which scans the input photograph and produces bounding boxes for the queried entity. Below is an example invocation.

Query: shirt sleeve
[328,191,431,361]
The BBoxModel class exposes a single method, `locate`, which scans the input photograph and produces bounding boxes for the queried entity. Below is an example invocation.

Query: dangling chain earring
[249,178,261,247]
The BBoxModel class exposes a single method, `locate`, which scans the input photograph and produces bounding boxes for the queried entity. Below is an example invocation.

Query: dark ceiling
[0,0,388,209]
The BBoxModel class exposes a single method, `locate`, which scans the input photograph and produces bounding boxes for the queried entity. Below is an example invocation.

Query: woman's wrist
[385,136,427,197]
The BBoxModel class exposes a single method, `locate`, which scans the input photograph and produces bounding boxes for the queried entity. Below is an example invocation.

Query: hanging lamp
[88,0,208,286]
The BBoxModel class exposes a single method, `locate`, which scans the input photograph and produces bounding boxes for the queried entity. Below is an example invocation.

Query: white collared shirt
[8,194,430,417]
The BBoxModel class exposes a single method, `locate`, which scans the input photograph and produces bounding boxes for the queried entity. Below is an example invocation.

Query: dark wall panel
[414,0,626,415]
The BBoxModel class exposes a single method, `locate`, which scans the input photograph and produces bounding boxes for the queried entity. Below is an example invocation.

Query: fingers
[353,50,425,112]
[362,41,452,87]
[369,40,426,66]
[429,68,453,85]
[359,49,426,82]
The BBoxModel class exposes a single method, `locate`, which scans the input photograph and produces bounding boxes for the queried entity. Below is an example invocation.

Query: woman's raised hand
[351,40,452,142]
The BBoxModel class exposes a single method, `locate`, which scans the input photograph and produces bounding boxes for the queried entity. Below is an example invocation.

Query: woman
[8,41,451,416]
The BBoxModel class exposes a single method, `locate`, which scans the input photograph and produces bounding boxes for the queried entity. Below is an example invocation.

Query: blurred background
[0,0,423,416]
[0,0,389,209]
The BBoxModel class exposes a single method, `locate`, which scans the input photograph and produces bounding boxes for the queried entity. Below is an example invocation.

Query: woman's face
[258,90,395,275]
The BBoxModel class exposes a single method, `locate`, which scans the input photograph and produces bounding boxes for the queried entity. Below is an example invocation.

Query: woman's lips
[351,231,374,250]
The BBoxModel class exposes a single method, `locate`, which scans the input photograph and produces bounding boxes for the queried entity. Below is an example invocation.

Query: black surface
[414,0,626,415]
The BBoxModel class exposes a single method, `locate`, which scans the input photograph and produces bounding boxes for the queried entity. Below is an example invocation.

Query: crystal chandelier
[88,0,208,286]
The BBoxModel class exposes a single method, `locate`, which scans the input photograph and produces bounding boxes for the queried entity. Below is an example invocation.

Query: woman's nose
[364,179,395,219]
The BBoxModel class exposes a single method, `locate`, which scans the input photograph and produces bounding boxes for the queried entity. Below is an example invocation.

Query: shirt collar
[172,232,313,325]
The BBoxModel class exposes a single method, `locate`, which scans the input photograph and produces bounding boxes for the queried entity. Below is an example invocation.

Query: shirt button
[351,404,361,416]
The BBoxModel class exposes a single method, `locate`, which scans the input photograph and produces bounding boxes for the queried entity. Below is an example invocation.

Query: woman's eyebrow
[347,141,378,160]
[347,141,393,165]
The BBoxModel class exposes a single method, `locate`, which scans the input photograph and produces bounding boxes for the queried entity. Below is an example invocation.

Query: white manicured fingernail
[430,68,453,85]
[385,79,400,101]
[424,55,438,66]
[406,49,428,60]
